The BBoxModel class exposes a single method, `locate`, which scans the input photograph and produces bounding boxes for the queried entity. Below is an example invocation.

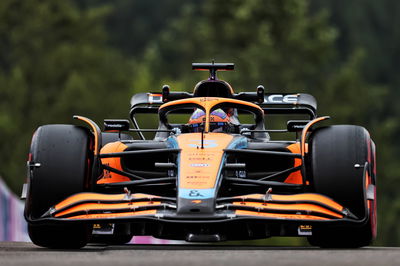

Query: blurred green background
[0,0,399,246]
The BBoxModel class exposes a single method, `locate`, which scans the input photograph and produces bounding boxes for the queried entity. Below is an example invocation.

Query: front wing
[28,191,366,229]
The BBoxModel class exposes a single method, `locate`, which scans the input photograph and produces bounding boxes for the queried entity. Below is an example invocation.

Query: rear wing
[129,92,317,119]
[129,92,317,140]
[260,93,317,118]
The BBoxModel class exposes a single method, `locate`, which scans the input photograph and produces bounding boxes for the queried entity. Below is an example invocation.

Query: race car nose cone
[177,197,215,214]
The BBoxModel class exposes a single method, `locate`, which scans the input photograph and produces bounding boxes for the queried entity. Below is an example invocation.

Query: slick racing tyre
[307,125,377,248]
[25,125,93,248]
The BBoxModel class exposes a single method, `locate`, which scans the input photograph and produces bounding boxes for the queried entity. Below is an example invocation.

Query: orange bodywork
[51,100,352,224]
[233,193,343,212]
[232,202,343,218]
[301,116,329,156]
[49,191,346,222]
[55,201,161,218]
[51,192,344,221]
[235,210,330,220]
[65,210,157,220]
[54,192,160,211]
[176,133,233,189]
[284,143,303,184]
[98,142,130,184]
[74,115,101,155]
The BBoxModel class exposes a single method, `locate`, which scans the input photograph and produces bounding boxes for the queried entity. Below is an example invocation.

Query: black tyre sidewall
[26,125,91,218]
[25,125,92,248]
[308,125,376,247]
[310,125,369,218]
[28,223,91,249]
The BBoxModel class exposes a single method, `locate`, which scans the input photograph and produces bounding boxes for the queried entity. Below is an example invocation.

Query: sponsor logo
[187,152,216,156]
[106,124,124,128]
[185,175,209,179]
[264,94,298,104]
[188,139,218,148]
[186,181,208,186]
[188,157,212,161]
[189,190,204,198]
[148,93,163,104]
[292,125,305,129]
[200,97,219,102]
[297,225,312,236]
[190,163,209,167]
[179,188,214,199]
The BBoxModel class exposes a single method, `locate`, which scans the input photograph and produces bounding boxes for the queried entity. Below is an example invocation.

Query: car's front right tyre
[25,124,93,248]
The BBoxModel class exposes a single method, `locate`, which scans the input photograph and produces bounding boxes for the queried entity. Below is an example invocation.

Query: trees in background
[309,0,400,246]
[0,0,398,245]
[0,0,133,191]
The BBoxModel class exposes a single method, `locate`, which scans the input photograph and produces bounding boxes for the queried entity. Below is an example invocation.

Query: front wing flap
[30,192,361,225]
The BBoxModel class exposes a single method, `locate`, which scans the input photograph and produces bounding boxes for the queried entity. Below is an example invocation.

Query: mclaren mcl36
[23,62,377,248]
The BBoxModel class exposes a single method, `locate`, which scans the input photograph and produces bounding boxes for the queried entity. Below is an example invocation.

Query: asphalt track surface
[1,242,400,266]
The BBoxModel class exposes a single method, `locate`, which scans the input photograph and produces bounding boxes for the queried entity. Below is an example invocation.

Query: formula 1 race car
[23,62,377,248]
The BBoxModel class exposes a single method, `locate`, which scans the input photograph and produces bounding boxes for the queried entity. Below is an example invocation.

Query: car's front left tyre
[307,125,377,248]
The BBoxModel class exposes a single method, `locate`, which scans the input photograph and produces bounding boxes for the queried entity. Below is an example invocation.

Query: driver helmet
[187,108,237,133]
